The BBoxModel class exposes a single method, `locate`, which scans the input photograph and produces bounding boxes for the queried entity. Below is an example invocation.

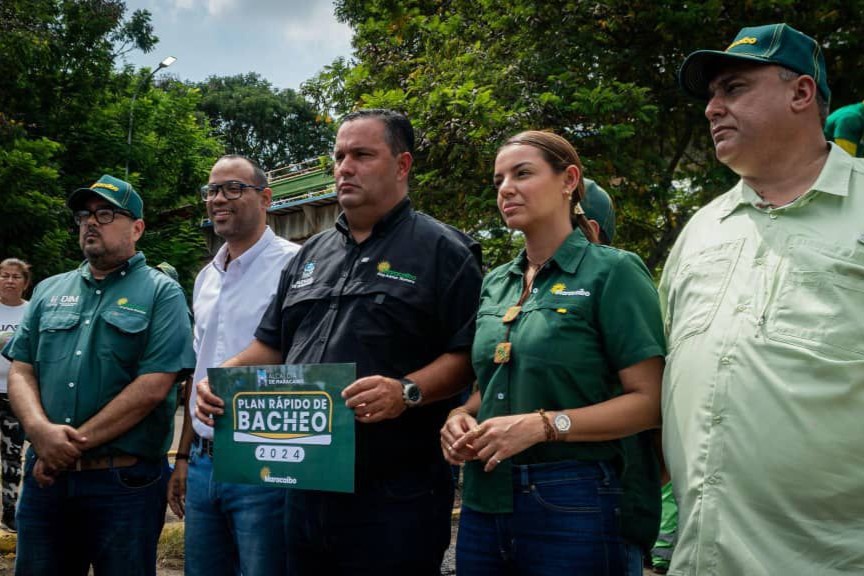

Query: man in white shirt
[167,155,299,576]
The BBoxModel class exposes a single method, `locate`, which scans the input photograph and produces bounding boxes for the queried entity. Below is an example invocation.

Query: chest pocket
[666,239,743,350]
[37,312,80,362]
[766,237,864,359]
[516,300,596,367]
[100,309,149,365]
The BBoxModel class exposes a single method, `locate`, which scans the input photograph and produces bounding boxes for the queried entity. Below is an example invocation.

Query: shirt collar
[335,197,412,240]
[717,143,853,220]
[213,226,277,271]
[79,252,145,283]
[506,229,590,276]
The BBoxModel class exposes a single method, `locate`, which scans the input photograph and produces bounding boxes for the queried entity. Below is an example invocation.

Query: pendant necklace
[494,254,551,364]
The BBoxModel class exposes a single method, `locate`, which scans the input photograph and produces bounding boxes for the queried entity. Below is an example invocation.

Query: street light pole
[125,56,177,179]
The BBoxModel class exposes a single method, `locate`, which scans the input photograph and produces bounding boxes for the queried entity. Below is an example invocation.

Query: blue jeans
[623,542,645,576]
[457,460,625,576]
[184,446,288,576]
[16,449,166,576]
[286,463,453,576]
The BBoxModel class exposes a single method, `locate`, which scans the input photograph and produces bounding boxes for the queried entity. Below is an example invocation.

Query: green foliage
[196,73,336,171]
[332,0,864,271]
[0,0,220,287]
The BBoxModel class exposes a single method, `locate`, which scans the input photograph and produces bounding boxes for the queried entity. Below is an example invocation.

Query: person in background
[667,23,864,574]
[0,257,31,532]
[442,130,665,575]
[581,179,665,576]
[824,99,864,156]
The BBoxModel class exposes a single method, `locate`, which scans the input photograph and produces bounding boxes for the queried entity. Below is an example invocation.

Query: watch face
[406,385,422,402]
[553,413,572,433]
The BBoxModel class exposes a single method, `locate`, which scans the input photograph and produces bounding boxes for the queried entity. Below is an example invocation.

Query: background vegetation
[3,0,863,287]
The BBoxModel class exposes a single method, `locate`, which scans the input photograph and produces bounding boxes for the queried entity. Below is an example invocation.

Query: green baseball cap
[582,178,615,244]
[68,174,144,219]
[679,23,830,104]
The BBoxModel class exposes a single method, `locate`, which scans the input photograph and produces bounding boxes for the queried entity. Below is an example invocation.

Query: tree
[0,0,222,288]
[196,73,336,171]
[331,0,864,270]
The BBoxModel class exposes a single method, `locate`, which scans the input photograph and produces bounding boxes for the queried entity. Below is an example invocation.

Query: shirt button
[65,417,71,423]
[341,271,349,278]
[720,356,731,365]
[120,271,126,276]
[769,213,778,220]
[531,288,538,294]
[96,289,102,295]
[712,415,723,424]
[754,258,764,266]
[736,304,747,312]
[496,392,505,400]
[75,350,82,356]
[84,319,90,325]
[68,382,75,388]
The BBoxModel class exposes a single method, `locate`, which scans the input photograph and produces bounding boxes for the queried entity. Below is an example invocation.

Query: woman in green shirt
[442,131,665,575]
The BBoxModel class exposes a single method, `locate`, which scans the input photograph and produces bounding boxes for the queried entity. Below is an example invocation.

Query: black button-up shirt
[256,199,482,490]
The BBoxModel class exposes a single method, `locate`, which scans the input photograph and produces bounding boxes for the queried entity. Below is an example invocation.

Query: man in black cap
[2,174,195,575]
[661,24,864,575]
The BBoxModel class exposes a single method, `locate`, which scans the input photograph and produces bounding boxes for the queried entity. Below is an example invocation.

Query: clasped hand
[441,412,544,473]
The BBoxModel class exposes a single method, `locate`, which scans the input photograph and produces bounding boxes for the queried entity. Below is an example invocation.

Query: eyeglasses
[0,274,24,281]
[73,208,134,226]
[200,181,264,202]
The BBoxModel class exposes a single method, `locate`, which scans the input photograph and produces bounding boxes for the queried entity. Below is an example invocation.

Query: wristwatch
[400,377,423,408]
[553,412,572,435]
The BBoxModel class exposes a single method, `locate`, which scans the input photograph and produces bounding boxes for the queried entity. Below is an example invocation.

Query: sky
[120,0,354,90]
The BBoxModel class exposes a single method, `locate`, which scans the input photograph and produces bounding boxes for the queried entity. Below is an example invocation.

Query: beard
[82,235,131,274]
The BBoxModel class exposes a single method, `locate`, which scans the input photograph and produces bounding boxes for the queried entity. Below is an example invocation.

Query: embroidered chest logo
[291,261,316,289]
[550,283,591,297]
[117,297,147,315]
[376,261,416,285]
[48,295,80,308]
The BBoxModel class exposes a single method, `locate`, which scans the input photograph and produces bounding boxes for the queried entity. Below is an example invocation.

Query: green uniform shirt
[659,144,864,576]
[3,253,195,460]
[463,229,665,514]
[824,101,864,157]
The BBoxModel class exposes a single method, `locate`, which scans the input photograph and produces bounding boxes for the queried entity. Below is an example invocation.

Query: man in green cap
[662,24,864,575]
[824,100,864,157]
[2,174,195,575]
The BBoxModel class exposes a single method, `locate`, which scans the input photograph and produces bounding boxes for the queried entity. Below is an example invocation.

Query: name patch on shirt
[376,261,416,285]
[550,283,591,297]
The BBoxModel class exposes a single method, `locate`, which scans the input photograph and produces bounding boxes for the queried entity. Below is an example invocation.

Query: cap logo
[726,37,757,51]
[92,182,120,192]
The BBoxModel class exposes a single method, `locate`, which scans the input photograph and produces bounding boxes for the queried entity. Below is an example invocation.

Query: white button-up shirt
[191,227,299,439]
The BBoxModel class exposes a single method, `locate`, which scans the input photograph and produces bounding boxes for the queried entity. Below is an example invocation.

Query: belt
[71,454,139,471]
[194,434,214,458]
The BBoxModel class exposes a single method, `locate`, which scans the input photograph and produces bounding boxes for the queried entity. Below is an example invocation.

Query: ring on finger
[494,457,502,465]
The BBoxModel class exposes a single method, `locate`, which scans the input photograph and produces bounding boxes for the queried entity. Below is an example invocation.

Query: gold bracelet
[537,409,558,442]
[448,406,472,420]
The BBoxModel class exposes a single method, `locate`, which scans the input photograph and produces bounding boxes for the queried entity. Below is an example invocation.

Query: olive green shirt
[3,253,195,460]
[659,144,864,576]
[463,229,665,514]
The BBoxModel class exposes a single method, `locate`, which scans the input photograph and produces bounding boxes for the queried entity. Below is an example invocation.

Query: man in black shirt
[196,109,482,575]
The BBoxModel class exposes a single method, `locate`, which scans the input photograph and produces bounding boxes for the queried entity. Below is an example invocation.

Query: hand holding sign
[342,375,406,423]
